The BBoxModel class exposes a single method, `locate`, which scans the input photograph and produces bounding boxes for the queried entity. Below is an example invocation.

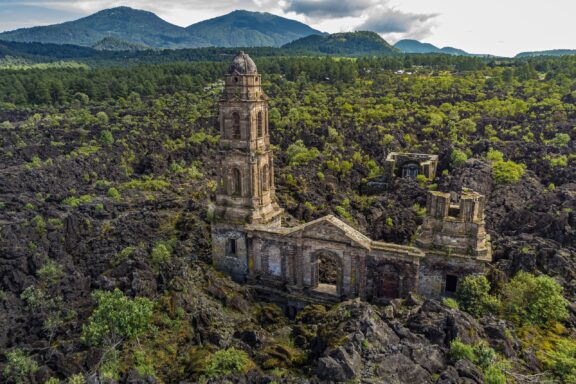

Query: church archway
[374,264,400,299]
[311,250,342,296]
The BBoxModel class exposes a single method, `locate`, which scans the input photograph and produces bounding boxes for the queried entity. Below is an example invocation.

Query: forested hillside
[0,54,575,383]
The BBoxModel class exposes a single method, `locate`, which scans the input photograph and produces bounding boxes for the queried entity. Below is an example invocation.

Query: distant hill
[186,10,322,47]
[395,39,472,56]
[515,49,576,58]
[0,7,207,49]
[92,37,150,52]
[0,7,322,49]
[282,31,398,56]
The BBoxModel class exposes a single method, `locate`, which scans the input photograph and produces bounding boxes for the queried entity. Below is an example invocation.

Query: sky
[0,0,574,57]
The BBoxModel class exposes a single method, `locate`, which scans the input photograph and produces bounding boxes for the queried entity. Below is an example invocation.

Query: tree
[501,272,569,326]
[456,275,500,317]
[82,289,154,347]
[451,149,468,167]
[491,160,525,184]
[3,349,38,384]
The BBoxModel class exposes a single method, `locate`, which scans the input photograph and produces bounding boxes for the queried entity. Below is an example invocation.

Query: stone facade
[384,152,439,180]
[211,53,492,305]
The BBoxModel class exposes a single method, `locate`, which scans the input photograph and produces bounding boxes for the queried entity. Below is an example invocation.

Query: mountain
[92,37,150,52]
[395,39,472,56]
[0,7,321,49]
[515,49,576,58]
[0,7,208,49]
[185,10,322,47]
[282,31,399,56]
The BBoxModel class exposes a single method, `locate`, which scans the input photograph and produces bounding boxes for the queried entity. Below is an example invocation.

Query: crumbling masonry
[211,53,492,307]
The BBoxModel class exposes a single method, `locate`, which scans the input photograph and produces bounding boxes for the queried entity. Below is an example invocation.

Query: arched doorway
[375,264,400,299]
[311,250,342,296]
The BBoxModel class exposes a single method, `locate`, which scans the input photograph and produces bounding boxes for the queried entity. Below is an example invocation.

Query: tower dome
[228,51,257,75]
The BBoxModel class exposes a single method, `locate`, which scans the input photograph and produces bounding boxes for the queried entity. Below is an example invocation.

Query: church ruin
[211,52,492,307]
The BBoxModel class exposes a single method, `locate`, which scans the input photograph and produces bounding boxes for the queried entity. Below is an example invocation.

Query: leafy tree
[486,148,504,162]
[491,160,525,184]
[450,149,468,167]
[501,271,569,326]
[82,289,154,347]
[286,140,320,166]
[456,275,500,317]
[100,130,114,145]
[2,349,38,384]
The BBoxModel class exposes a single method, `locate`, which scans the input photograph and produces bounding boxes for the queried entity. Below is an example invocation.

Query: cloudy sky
[0,0,574,56]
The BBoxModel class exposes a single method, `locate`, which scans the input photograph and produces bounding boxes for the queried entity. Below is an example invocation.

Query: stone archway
[375,264,400,299]
[311,250,342,296]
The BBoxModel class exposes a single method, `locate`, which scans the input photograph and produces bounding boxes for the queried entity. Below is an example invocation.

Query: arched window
[231,168,241,196]
[232,112,240,139]
[262,164,269,191]
[257,111,263,137]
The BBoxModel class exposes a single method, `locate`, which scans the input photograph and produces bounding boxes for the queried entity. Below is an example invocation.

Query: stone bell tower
[211,52,283,281]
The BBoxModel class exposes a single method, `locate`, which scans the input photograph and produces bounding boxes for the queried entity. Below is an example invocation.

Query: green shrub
[484,361,508,384]
[3,349,38,384]
[456,275,500,317]
[20,285,46,310]
[502,271,569,326]
[442,297,459,309]
[450,149,468,167]
[100,130,114,145]
[37,260,64,285]
[62,195,93,207]
[286,140,320,166]
[150,242,172,265]
[120,178,169,191]
[543,339,576,383]
[486,148,504,162]
[66,374,85,384]
[491,160,525,184]
[449,339,475,363]
[82,288,154,346]
[32,215,46,235]
[204,348,251,378]
[45,378,61,384]
[107,187,121,201]
[112,246,136,267]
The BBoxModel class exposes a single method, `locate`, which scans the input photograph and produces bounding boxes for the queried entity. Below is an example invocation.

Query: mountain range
[282,31,398,56]
[0,7,322,49]
[394,39,472,56]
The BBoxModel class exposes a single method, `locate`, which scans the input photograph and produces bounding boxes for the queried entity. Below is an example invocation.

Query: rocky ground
[0,81,575,383]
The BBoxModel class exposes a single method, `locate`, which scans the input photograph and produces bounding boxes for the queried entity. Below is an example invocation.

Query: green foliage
[456,275,500,317]
[150,242,172,266]
[66,374,85,384]
[3,349,38,384]
[96,111,109,126]
[286,140,320,166]
[107,187,121,201]
[491,160,525,184]
[449,339,475,363]
[62,194,93,207]
[546,133,571,147]
[450,149,468,167]
[32,214,46,235]
[543,339,576,383]
[204,348,251,378]
[502,271,569,326]
[37,260,64,285]
[111,246,136,267]
[44,378,61,384]
[82,288,154,346]
[20,285,46,310]
[442,297,459,309]
[486,148,504,162]
[100,130,114,145]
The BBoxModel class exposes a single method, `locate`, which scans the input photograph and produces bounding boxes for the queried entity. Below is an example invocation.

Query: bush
[82,288,154,346]
[456,275,500,317]
[204,348,251,378]
[449,339,475,363]
[100,130,114,145]
[37,260,64,285]
[286,140,320,166]
[107,187,121,201]
[543,339,576,383]
[450,149,468,167]
[486,148,504,162]
[491,160,525,184]
[502,272,569,327]
[442,297,459,309]
[3,349,38,384]
[150,242,172,265]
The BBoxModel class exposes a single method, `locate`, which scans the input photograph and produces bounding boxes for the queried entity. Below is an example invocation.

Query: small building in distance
[384,152,439,180]
[210,53,491,310]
